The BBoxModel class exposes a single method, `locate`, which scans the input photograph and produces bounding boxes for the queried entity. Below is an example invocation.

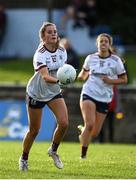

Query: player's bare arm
[101,74,128,85]
[78,68,89,81]
[39,66,58,83]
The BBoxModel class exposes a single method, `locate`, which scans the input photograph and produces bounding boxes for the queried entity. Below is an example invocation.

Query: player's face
[97,36,110,52]
[44,25,58,44]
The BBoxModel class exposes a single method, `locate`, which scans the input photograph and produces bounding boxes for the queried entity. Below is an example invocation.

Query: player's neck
[44,44,56,52]
[98,51,110,58]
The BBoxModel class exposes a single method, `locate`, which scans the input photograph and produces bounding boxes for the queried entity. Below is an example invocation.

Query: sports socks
[51,142,60,152]
[22,151,29,160]
[81,146,88,158]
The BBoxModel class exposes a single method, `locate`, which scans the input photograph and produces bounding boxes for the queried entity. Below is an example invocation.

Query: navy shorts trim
[26,93,63,109]
[81,94,108,114]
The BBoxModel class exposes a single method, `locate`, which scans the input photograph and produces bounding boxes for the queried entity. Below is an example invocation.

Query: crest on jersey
[100,61,105,67]
[59,55,63,60]
[51,55,56,62]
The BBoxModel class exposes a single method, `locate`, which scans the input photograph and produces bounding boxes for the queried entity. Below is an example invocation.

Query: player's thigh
[80,100,96,125]
[26,105,43,130]
[47,98,68,123]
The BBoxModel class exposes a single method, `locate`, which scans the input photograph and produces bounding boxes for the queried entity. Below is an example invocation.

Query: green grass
[0,141,136,179]
[0,59,33,84]
[0,52,136,85]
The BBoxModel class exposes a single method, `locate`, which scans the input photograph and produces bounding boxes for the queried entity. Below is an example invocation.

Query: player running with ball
[19,22,69,171]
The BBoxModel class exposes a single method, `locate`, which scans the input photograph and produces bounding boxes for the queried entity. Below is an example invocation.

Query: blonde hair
[39,21,60,48]
[96,33,114,53]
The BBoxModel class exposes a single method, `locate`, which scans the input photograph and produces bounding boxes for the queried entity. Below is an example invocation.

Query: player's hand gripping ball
[57,64,77,85]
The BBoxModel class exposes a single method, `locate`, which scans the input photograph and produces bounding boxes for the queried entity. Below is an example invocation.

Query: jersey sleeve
[116,57,126,75]
[33,51,47,71]
[83,55,90,71]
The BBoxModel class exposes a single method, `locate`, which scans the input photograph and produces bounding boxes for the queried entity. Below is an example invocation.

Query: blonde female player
[19,22,68,171]
[77,33,128,159]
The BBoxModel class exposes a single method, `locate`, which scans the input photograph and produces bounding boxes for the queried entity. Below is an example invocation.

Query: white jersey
[81,53,126,103]
[26,44,67,101]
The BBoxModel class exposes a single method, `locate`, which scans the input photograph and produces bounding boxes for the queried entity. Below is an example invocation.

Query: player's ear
[96,41,98,48]
[41,33,46,42]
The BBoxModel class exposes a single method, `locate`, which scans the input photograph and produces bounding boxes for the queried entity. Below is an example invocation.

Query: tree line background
[97,0,136,45]
[0,0,135,45]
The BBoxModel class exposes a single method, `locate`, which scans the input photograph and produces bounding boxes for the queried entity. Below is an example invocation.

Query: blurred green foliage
[97,0,136,44]
[4,0,136,44]
[124,53,136,84]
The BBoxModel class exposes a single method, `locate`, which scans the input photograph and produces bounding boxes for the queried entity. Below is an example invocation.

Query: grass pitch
[0,52,136,84]
[0,141,136,179]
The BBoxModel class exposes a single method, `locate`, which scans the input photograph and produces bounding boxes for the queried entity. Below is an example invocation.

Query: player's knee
[59,119,69,130]
[29,129,39,138]
[91,131,99,138]
[86,123,94,132]
[62,121,69,130]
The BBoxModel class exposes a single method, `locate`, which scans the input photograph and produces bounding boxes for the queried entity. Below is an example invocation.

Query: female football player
[19,22,68,171]
[77,33,128,159]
